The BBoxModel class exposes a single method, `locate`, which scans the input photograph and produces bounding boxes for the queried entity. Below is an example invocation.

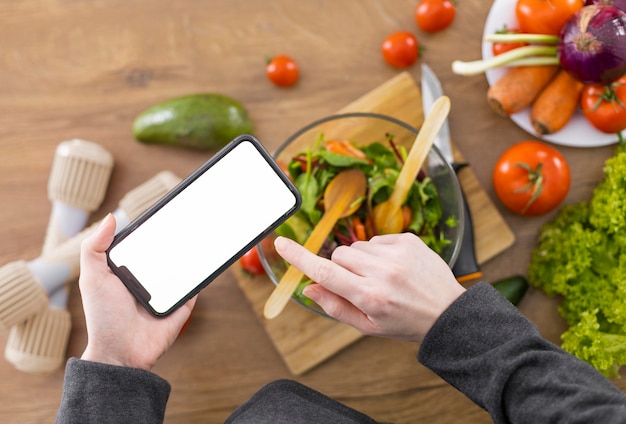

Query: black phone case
[106,134,301,317]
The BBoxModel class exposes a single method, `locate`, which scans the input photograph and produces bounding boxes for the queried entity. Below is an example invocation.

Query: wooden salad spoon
[373,95,451,235]
[264,168,367,319]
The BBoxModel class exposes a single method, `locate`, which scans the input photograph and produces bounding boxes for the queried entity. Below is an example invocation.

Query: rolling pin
[0,171,181,334]
[4,139,113,373]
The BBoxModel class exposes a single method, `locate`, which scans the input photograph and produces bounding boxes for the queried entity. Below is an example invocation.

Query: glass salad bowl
[258,112,464,318]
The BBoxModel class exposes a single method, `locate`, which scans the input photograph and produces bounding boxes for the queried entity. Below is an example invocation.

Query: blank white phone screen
[108,140,298,314]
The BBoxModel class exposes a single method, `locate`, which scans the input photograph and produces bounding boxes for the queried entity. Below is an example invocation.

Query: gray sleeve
[418,282,626,424]
[55,357,171,424]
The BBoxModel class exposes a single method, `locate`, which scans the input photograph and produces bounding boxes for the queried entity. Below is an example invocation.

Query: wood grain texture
[0,1,623,423]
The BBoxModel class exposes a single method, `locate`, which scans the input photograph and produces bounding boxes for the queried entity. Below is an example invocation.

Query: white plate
[481,0,619,148]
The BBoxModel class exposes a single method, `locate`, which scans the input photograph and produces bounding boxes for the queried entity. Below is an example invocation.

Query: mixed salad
[275,134,458,303]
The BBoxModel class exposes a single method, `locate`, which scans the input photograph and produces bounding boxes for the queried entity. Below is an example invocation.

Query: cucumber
[491,275,529,306]
[132,93,254,150]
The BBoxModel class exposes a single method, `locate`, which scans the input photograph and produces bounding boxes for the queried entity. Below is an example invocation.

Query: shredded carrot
[530,69,584,135]
[292,155,311,172]
[352,216,367,241]
[487,65,559,117]
[326,140,367,159]
[402,205,412,229]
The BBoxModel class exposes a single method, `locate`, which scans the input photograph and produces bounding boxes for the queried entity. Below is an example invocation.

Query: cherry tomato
[381,31,419,68]
[491,26,528,56]
[415,0,456,33]
[493,141,571,216]
[580,76,626,134]
[266,55,299,87]
[239,246,266,275]
[515,0,584,35]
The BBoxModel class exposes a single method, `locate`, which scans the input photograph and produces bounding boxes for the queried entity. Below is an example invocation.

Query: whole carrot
[530,69,584,135]
[487,65,559,117]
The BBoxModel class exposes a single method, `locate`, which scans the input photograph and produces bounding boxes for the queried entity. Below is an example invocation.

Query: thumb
[84,213,117,254]
[79,213,118,292]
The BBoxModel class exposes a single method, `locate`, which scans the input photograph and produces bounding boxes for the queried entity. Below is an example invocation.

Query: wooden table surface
[0,1,624,423]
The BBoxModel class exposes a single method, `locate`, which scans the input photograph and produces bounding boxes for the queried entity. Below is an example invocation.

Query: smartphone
[106,135,301,317]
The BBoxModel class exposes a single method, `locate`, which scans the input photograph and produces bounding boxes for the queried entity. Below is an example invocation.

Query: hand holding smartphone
[106,135,301,317]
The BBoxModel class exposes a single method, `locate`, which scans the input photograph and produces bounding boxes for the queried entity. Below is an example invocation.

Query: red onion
[558,5,626,84]
[585,0,626,13]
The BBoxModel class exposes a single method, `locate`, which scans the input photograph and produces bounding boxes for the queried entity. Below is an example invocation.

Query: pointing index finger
[273,236,361,299]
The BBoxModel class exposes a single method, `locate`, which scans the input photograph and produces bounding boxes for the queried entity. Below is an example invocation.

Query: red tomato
[415,0,456,33]
[381,31,419,68]
[493,141,571,216]
[580,76,626,134]
[515,0,584,35]
[266,55,299,87]
[239,246,266,275]
[491,26,529,56]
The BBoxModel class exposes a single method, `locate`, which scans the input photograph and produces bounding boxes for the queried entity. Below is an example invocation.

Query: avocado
[492,275,529,306]
[132,93,254,150]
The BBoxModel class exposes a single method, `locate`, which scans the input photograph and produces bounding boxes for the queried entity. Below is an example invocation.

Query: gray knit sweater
[55,283,626,423]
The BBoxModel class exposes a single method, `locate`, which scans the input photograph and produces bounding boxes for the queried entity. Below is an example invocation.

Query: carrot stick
[487,65,559,117]
[530,69,584,135]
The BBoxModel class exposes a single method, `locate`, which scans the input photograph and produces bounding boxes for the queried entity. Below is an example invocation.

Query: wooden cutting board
[234,71,515,375]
